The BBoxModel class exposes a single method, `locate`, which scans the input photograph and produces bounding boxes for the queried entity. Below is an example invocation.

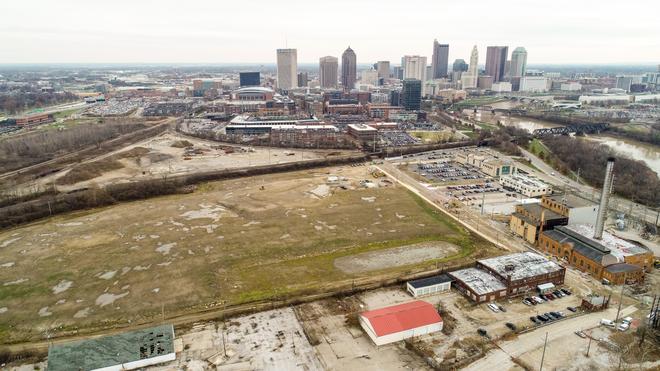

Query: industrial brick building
[449,252,565,303]
[539,225,653,284]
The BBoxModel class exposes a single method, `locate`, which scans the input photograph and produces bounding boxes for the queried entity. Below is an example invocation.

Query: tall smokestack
[594,157,615,239]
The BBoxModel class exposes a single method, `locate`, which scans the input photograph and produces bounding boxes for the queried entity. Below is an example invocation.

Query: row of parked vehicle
[530,311,566,324]
[522,288,572,306]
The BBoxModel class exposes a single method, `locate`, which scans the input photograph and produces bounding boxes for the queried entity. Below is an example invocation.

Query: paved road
[465,305,638,371]
[519,147,658,226]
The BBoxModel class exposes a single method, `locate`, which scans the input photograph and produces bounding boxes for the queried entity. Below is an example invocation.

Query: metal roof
[604,263,642,274]
[407,274,453,289]
[360,300,442,337]
[47,324,174,371]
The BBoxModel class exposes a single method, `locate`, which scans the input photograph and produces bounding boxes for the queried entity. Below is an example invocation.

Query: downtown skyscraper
[461,45,479,89]
[341,47,357,90]
[276,48,297,90]
[319,56,338,88]
[431,40,449,79]
[485,46,508,82]
[402,55,427,95]
[509,47,528,91]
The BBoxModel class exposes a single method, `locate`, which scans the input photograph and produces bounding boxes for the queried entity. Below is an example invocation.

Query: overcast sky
[1,0,658,65]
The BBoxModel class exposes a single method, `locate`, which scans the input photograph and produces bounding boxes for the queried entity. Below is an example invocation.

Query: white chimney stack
[594,157,615,240]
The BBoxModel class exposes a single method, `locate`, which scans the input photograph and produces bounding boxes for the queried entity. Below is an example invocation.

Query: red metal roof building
[359,300,443,346]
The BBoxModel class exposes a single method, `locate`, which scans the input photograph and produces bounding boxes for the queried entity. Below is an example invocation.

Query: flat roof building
[500,173,552,197]
[406,274,453,297]
[47,324,176,371]
[449,267,507,303]
[476,252,565,296]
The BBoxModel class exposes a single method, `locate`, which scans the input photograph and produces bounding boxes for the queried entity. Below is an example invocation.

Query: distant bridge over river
[532,123,609,136]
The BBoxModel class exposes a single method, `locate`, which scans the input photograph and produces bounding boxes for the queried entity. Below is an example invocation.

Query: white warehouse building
[406,274,453,297]
[500,173,552,197]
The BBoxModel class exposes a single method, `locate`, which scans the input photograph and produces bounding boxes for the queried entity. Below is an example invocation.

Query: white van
[600,319,615,327]
[487,303,500,313]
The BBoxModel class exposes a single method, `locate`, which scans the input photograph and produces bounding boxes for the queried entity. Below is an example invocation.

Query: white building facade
[276,49,297,90]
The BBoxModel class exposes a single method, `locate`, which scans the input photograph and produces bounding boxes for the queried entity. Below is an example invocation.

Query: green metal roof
[47,324,174,371]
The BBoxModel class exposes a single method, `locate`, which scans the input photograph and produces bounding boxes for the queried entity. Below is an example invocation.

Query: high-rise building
[319,56,338,89]
[239,72,260,87]
[452,59,468,72]
[361,68,379,86]
[377,61,390,79]
[341,46,357,90]
[392,66,404,80]
[402,55,427,95]
[461,46,479,89]
[390,90,401,106]
[402,79,422,111]
[297,72,308,87]
[510,47,528,78]
[277,48,297,90]
[485,46,509,82]
[431,40,449,79]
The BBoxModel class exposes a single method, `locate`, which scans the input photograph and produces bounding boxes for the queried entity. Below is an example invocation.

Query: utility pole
[615,285,624,324]
[539,332,548,371]
[585,334,592,357]
[481,192,485,215]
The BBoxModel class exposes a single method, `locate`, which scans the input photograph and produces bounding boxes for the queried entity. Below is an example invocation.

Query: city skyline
[1,0,658,64]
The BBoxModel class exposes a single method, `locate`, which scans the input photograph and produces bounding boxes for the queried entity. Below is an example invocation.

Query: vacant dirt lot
[0,164,492,343]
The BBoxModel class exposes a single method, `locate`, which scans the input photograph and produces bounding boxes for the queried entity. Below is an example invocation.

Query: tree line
[0,88,79,115]
[543,135,659,207]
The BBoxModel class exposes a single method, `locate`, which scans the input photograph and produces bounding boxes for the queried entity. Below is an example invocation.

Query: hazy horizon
[1,0,659,65]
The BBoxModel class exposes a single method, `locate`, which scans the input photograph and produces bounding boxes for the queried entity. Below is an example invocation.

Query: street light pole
[539,332,548,371]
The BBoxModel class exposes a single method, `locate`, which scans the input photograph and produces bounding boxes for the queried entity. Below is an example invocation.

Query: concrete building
[541,194,598,226]
[365,104,403,120]
[347,123,377,142]
[319,56,338,89]
[226,114,324,135]
[276,48,297,90]
[478,76,494,90]
[297,72,308,87]
[406,274,453,297]
[454,152,517,177]
[359,301,443,346]
[239,72,260,87]
[341,46,357,90]
[499,173,552,197]
[230,86,275,101]
[402,55,427,95]
[485,46,508,83]
[539,225,653,284]
[401,79,422,110]
[520,76,548,92]
[47,324,176,371]
[561,82,582,91]
[491,81,512,93]
[377,61,391,79]
[431,40,449,78]
[461,46,479,89]
[361,68,379,86]
[509,47,527,86]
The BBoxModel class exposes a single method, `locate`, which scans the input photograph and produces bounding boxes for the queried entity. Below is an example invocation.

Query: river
[463,106,659,175]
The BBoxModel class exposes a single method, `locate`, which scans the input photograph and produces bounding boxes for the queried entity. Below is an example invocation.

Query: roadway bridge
[533,123,609,136]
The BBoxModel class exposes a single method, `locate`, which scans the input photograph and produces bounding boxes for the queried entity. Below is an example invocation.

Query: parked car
[542,313,554,321]
[530,316,540,324]
[478,328,489,338]
[617,323,629,331]
[561,288,572,295]
[567,306,578,313]
[534,296,545,304]
[498,305,507,312]
[506,322,517,331]
[487,303,500,313]
[526,297,537,305]
[621,316,633,325]
[575,330,587,338]
[522,299,532,306]
[600,319,616,327]
[537,315,548,322]
[553,290,564,298]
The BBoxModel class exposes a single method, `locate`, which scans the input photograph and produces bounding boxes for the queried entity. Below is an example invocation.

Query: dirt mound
[170,140,193,148]
[56,159,124,185]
